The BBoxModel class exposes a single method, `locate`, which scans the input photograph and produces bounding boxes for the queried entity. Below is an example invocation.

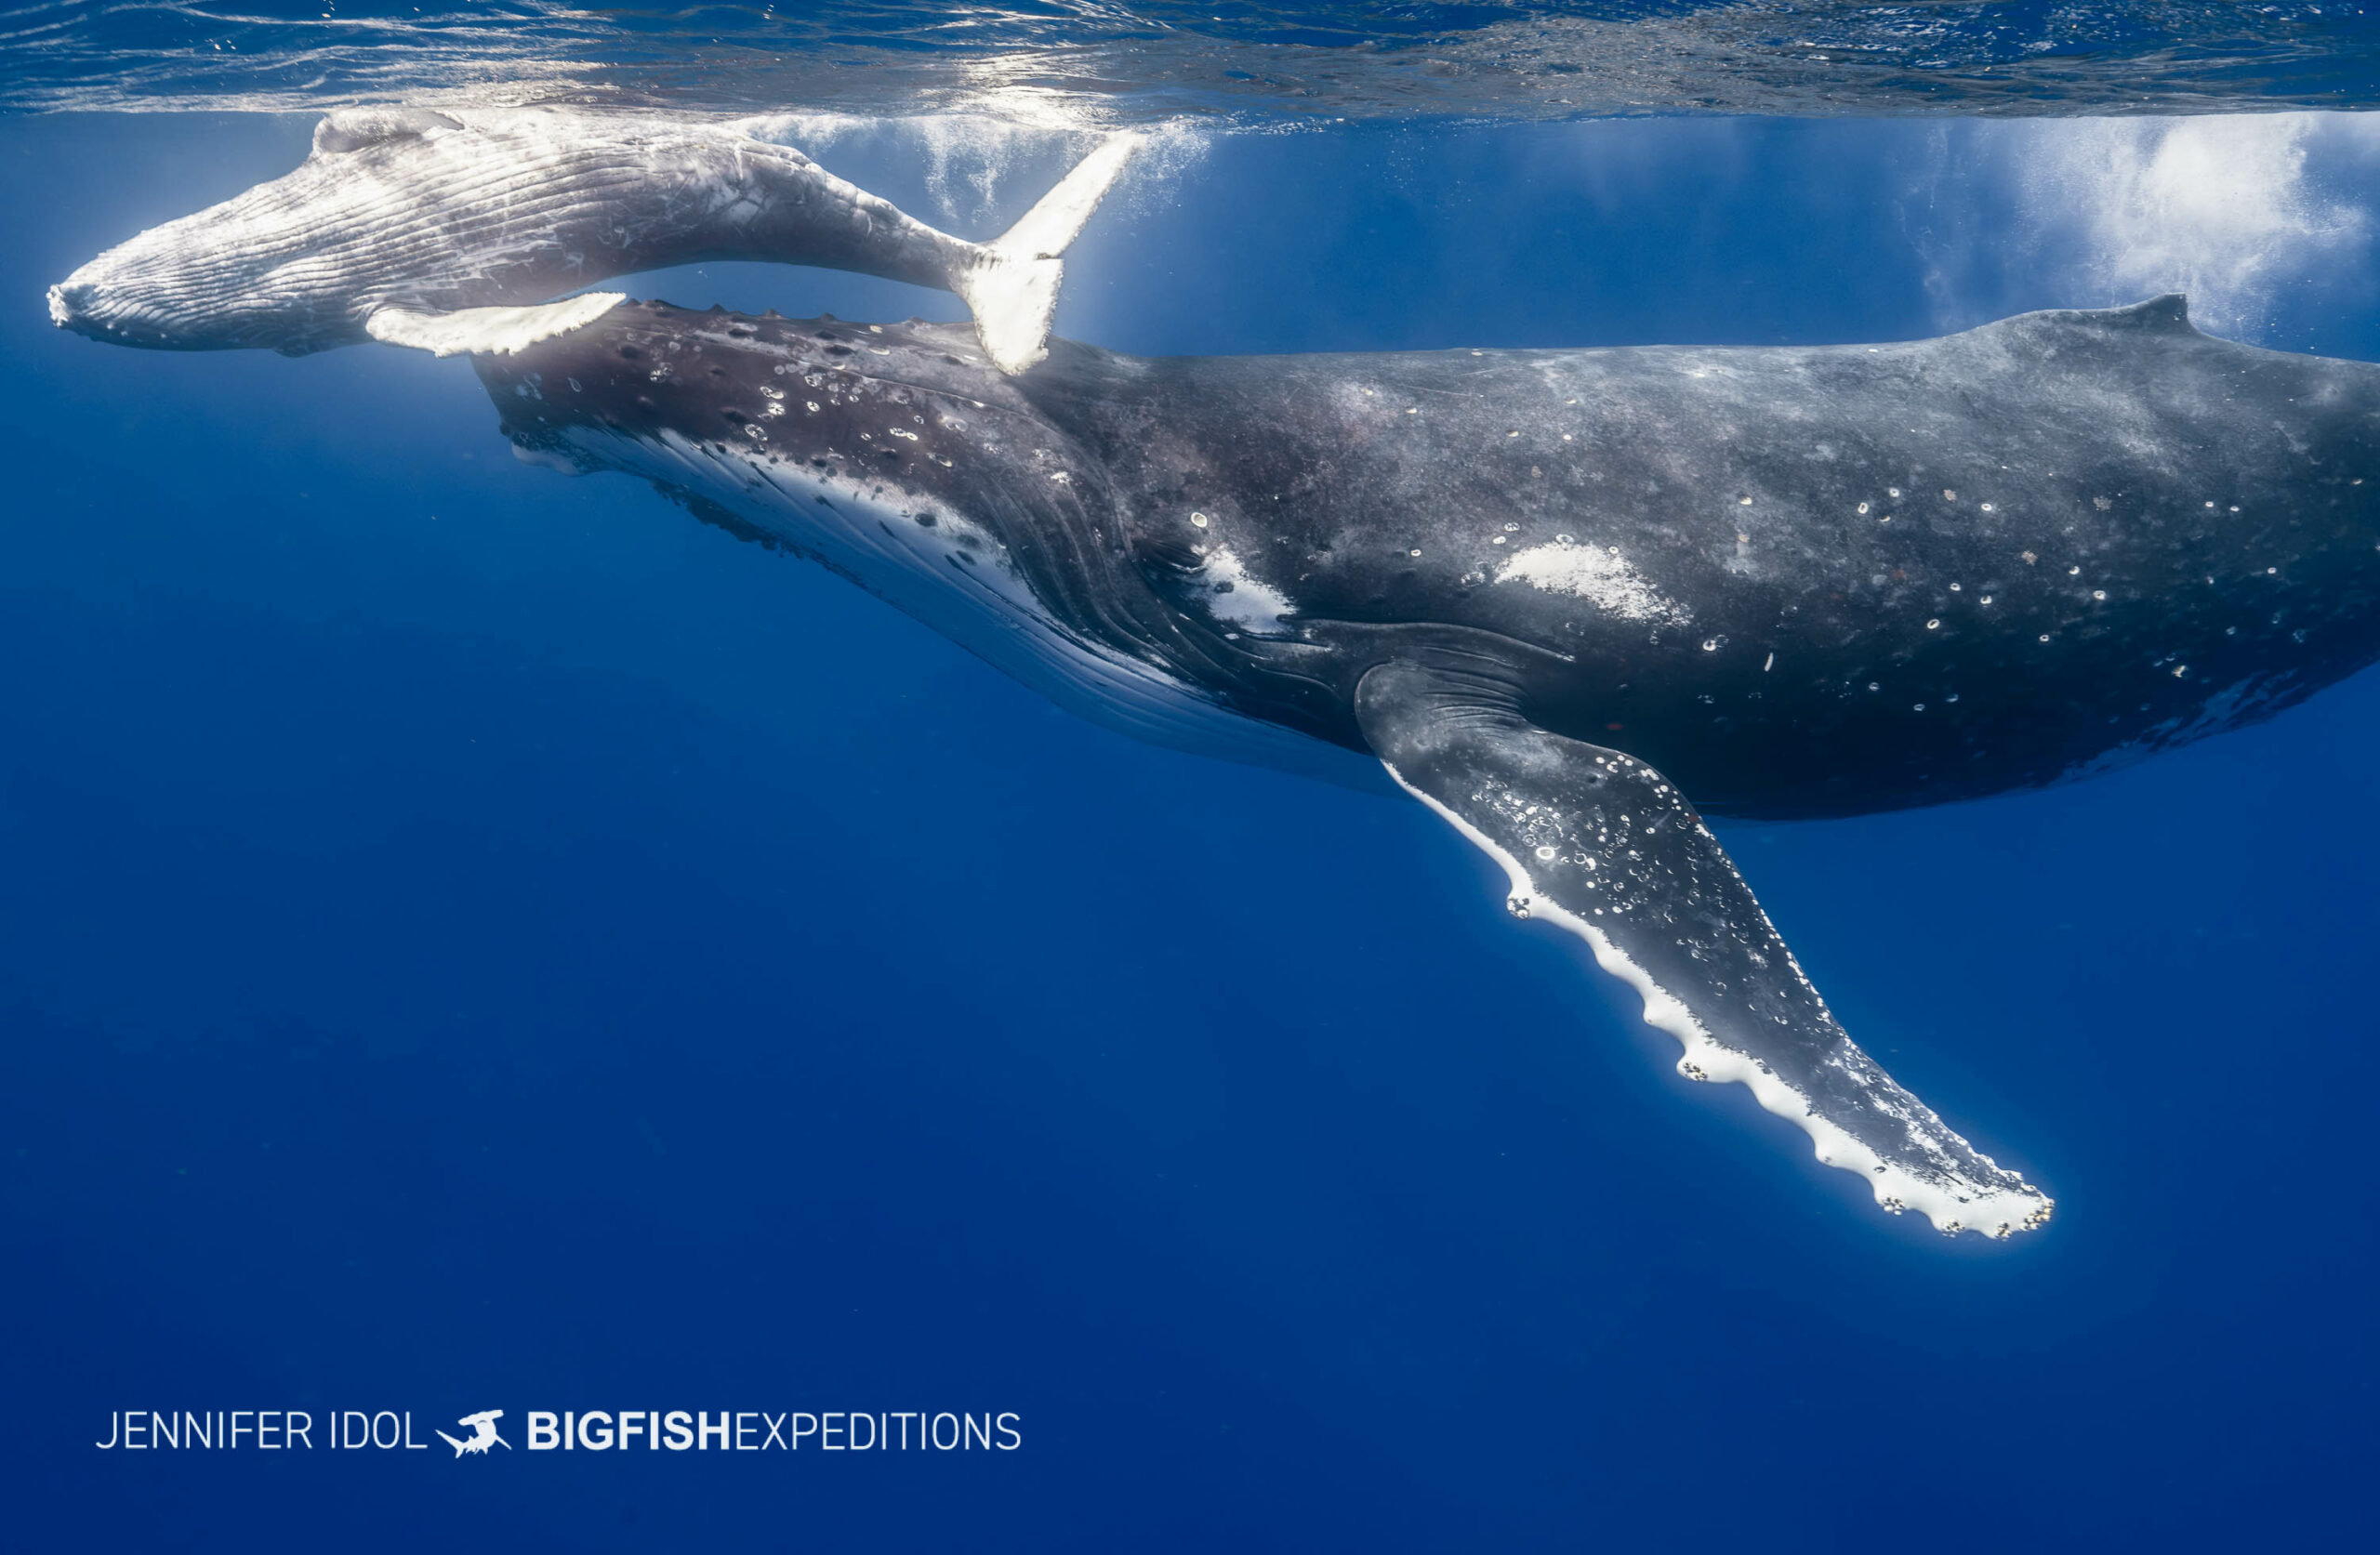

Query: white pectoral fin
[364,294,626,358]
[1352,659,2054,1242]
[958,134,1143,375]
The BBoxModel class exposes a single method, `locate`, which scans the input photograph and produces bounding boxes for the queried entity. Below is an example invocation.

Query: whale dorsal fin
[313,107,463,156]
[1352,657,2053,1240]
[2091,294,2194,333]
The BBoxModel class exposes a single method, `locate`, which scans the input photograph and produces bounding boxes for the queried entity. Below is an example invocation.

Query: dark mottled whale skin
[475,297,2380,1239]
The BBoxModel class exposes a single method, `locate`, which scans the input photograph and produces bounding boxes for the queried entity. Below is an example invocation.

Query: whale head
[48,108,469,354]
[473,302,1091,514]
[50,178,364,353]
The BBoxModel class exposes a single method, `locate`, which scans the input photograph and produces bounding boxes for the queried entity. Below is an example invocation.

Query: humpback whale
[46,107,1136,372]
[471,295,2380,1240]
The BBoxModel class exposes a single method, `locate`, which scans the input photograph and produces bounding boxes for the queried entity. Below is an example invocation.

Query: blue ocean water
[5,18,2380,1553]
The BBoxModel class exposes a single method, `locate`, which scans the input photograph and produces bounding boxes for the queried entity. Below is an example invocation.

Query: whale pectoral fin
[1352,659,2052,1240]
[364,294,626,358]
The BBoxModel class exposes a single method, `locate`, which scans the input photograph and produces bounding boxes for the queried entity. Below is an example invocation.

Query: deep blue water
[5,103,2379,1550]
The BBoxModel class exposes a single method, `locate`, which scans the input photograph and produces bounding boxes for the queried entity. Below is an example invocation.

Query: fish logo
[435,1409,510,1456]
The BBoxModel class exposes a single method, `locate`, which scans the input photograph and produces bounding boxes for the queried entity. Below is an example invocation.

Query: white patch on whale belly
[1495,539,1691,626]
[1197,546,1295,635]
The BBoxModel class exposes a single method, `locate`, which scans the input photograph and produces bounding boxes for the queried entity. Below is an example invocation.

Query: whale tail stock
[957,134,1142,375]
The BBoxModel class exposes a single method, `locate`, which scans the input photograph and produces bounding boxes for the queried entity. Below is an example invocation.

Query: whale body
[47,107,1135,372]
[472,296,2380,1239]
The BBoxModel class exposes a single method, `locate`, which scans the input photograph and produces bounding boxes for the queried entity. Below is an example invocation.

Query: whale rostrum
[469,295,2380,1240]
[47,107,1138,373]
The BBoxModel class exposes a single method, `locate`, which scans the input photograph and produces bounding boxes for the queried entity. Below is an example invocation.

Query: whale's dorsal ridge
[312,106,462,157]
